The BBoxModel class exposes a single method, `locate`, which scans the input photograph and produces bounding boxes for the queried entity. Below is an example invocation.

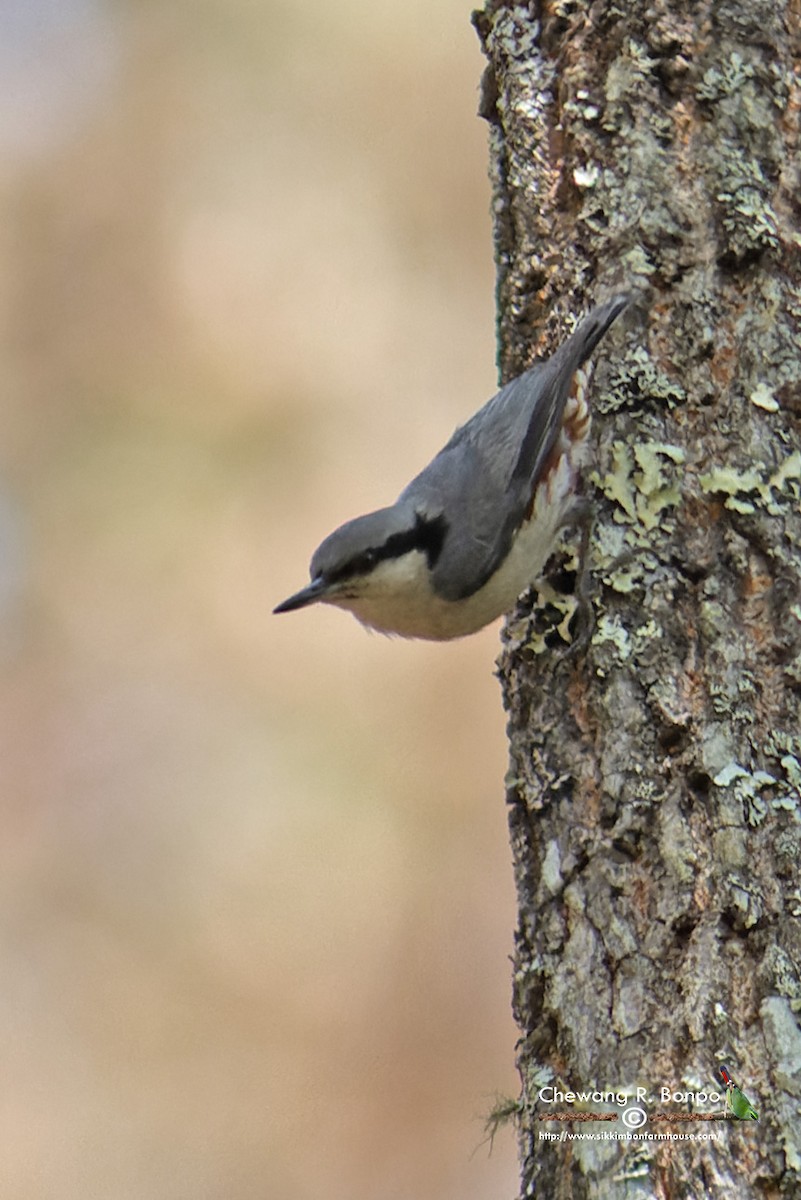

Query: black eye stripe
[328,514,447,583]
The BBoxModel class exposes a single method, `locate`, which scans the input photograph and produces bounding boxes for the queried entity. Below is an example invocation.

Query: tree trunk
[473,1,801,1196]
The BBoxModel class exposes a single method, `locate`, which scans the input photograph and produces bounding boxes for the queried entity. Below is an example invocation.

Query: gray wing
[399,294,630,602]
[399,362,570,601]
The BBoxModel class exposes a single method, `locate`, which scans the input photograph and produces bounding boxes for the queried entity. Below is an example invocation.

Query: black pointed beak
[273,576,329,614]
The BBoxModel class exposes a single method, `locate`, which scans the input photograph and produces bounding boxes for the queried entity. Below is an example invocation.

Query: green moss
[712,751,801,822]
[595,440,685,537]
[700,465,763,499]
[592,612,631,661]
[605,567,641,594]
[524,579,578,654]
[599,347,686,414]
[482,1093,523,1152]
[696,52,756,103]
[699,451,801,516]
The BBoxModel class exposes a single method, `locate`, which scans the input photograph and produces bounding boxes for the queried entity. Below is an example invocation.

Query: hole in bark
[773,641,798,668]
[717,245,765,272]
[687,770,712,799]
[550,566,577,594]
[671,554,708,584]
[611,833,640,860]
[720,906,751,935]
[785,670,801,696]
[672,914,698,945]
[652,59,683,98]
[777,378,801,412]
[600,806,618,831]
[658,724,686,754]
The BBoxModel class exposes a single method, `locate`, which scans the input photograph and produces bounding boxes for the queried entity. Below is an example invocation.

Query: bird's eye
[332,549,378,583]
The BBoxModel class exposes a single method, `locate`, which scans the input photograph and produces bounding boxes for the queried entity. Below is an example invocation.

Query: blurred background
[0,1,519,1196]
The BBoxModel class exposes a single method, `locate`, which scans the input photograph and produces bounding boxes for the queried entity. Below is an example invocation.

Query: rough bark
[472,1,801,1196]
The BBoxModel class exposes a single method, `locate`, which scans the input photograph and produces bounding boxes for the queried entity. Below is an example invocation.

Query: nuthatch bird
[275,293,630,640]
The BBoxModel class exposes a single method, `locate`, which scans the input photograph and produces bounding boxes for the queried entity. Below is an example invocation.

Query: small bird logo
[720,1066,758,1120]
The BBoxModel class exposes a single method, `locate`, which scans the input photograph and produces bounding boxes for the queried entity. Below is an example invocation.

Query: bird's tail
[550,292,631,376]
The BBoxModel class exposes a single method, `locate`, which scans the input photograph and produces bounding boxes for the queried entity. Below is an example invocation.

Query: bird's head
[274,504,446,622]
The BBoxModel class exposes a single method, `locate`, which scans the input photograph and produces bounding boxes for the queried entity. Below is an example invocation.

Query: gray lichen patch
[593,440,685,542]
